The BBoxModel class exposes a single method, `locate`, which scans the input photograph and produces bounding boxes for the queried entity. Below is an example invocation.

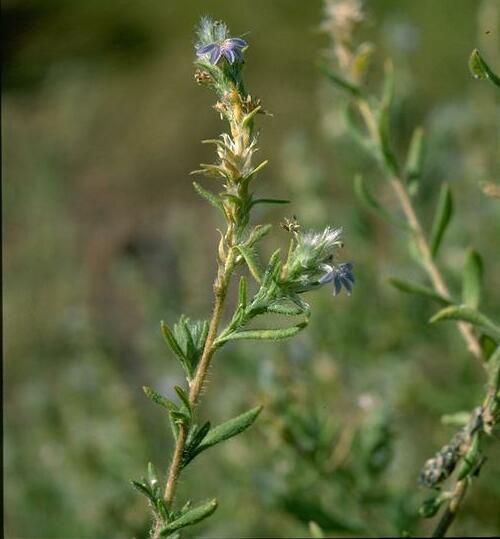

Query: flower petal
[223,48,237,64]
[340,276,353,294]
[196,43,217,56]
[333,274,342,295]
[210,46,222,64]
[228,37,247,49]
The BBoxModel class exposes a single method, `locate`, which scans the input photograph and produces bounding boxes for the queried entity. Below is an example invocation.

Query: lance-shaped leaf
[170,317,209,380]
[429,183,453,258]
[250,198,290,208]
[160,499,218,535]
[469,49,500,88]
[174,385,192,418]
[238,275,248,308]
[261,249,282,290]
[161,321,185,361]
[218,321,308,343]
[192,406,263,458]
[388,277,451,306]
[404,126,425,185]
[319,63,361,96]
[245,224,272,247]
[236,245,262,282]
[266,301,305,316]
[462,249,483,309]
[430,305,500,341]
[192,181,224,213]
[457,432,481,481]
[131,480,155,504]
[377,101,400,177]
[246,159,269,179]
[354,175,409,229]
[183,421,211,467]
[143,386,177,412]
[242,104,262,128]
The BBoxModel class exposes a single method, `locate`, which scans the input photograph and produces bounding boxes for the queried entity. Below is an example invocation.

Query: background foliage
[3,0,499,537]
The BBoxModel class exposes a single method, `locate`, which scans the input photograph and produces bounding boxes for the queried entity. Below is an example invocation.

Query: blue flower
[319,262,355,295]
[196,37,248,65]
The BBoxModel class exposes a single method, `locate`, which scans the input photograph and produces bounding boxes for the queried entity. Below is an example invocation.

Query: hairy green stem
[163,249,236,508]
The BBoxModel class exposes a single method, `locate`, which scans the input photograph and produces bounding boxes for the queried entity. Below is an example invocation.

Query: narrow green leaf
[247,159,269,178]
[170,409,191,425]
[161,321,185,360]
[183,422,211,467]
[143,386,177,412]
[354,175,409,229]
[220,322,308,343]
[261,249,282,289]
[160,499,218,534]
[187,422,211,450]
[377,102,400,177]
[250,198,290,207]
[192,181,224,213]
[238,276,248,308]
[236,245,262,283]
[462,249,483,309]
[457,433,481,480]
[319,63,361,96]
[430,305,500,341]
[266,302,305,316]
[404,126,425,184]
[469,49,500,87]
[441,411,472,427]
[174,386,192,414]
[196,406,263,454]
[388,277,451,306]
[131,480,155,503]
[245,224,272,247]
[147,462,160,492]
[242,104,262,128]
[429,183,453,258]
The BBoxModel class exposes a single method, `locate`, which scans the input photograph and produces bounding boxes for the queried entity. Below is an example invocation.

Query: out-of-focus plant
[320,0,499,536]
[132,16,354,537]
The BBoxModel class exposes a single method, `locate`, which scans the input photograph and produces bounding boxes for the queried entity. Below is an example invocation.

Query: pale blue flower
[196,37,248,65]
[319,262,355,295]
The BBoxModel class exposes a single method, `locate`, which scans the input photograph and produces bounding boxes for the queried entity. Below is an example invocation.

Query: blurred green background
[3,0,500,537]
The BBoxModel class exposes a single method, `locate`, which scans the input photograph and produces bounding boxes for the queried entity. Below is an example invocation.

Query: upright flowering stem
[163,250,236,508]
[135,17,354,537]
[162,19,260,511]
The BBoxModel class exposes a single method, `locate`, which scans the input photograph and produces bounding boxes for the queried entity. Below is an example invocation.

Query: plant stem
[163,249,236,507]
[431,479,468,537]
[356,98,484,365]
